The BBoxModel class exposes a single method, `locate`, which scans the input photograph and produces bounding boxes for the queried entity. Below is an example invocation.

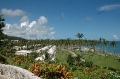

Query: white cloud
[20,21,29,27]
[50,27,54,31]
[51,31,55,35]
[49,31,55,36]
[3,16,55,39]
[85,17,93,20]
[1,8,25,17]
[113,35,118,40]
[52,37,55,39]
[38,16,47,25]
[29,21,36,28]
[62,13,65,18]
[98,4,120,11]
[20,16,29,22]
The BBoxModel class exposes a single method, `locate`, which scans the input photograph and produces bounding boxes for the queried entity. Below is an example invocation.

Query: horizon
[3,35,120,42]
[0,0,120,41]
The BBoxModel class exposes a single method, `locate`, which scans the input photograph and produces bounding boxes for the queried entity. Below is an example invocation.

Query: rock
[0,64,40,79]
[0,75,12,79]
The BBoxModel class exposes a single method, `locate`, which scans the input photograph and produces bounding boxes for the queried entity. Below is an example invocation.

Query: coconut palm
[99,37,103,49]
[111,41,116,56]
[103,39,109,56]
[66,38,71,50]
[92,40,98,53]
[84,38,88,48]
[75,33,84,51]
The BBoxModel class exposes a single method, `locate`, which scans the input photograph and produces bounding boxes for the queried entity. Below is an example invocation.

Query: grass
[73,50,120,70]
[56,48,120,78]
[56,48,70,64]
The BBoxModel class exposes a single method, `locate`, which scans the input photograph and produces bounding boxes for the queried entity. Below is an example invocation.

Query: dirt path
[61,48,77,57]
[69,50,85,62]
[68,50,77,57]
[61,48,85,62]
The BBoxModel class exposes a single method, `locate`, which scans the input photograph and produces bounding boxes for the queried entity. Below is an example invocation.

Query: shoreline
[81,46,120,57]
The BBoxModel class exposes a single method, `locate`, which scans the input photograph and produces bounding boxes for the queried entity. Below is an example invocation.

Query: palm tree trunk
[114,47,116,57]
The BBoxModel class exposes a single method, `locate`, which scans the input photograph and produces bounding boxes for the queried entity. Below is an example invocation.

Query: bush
[28,62,73,79]
[29,52,39,58]
[0,54,7,63]
[67,54,75,66]
[107,72,120,79]
[75,54,83,66]
[83,61,93,68]
[22,64,30,69]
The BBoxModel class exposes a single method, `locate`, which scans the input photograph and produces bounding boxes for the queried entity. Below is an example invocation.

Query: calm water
[96,41,120,54]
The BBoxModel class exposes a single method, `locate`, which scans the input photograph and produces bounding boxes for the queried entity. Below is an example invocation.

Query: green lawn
[56,49,70,64]
[81,52,120,78]
[80,51,120,70]
[56,49,120,78]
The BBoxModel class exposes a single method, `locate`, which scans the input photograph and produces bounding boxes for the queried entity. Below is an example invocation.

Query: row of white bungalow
[15,45,56,61]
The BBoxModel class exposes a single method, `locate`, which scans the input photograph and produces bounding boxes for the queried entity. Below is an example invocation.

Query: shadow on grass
[117,59,120,62]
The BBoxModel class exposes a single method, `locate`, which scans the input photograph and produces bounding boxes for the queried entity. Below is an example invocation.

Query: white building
[15,50,32,56]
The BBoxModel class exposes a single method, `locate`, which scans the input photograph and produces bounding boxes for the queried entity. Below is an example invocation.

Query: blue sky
[0,0,120,41]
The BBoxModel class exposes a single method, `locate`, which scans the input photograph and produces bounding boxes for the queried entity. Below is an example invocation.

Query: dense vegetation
[1,34,27,40]
[0,15,120,79]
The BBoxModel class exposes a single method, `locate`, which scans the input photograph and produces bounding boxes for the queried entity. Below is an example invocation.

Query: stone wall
[0,64,40,79]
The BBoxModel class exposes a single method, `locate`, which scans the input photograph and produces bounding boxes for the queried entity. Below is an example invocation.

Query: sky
[0,0,120,41]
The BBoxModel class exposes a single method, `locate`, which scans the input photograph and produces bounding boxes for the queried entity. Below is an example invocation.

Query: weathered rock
[0,75,12,79]
[0,64,40,79]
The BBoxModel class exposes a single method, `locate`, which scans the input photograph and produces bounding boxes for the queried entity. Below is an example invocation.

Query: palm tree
[92,40,98,54]
[66,38,71,50]
[99,37,103,49]
[75,33,84,51]
[111,41,116,56]
[103,39,109,56]
[84,38,88,48]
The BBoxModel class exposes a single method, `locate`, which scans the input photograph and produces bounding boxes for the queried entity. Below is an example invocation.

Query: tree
[67,54,75,66]
[75,33,84,51]
[0,15,5,47]
[45,52,50,61]
[91,40,98,53]
[75,54,82,66]
[84,38,89,48]
[99,37,103,49]
[103,39,109,56]
[111,41,116,56]
[66,38,71,49]
[0,15,5,35]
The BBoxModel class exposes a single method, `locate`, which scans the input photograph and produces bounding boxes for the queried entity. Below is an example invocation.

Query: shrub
[107,72,120,79]
[30,52,39,58]
[75,54,83,66]
[109,67,116,71]
[28,62,73,79]
[0,54,7,63]
[83,61,93,68]
[67,54,75,66]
